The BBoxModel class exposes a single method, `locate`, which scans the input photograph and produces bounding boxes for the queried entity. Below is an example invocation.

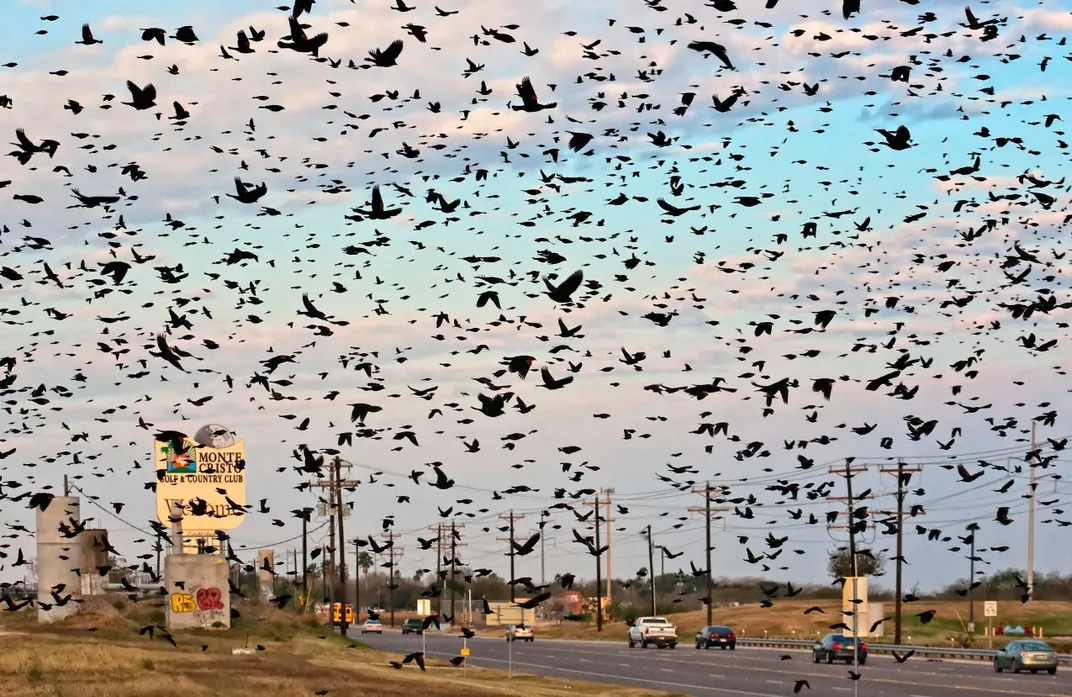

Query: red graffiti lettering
[195,587,224,611]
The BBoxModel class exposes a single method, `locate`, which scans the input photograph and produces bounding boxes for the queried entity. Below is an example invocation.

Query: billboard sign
[155,434,247,534]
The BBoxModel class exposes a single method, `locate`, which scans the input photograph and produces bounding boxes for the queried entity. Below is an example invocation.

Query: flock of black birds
[1,0,1072,690]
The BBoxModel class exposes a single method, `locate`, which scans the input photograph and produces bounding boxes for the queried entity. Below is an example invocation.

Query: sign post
[985,601,997,649]
[416,599,430,658]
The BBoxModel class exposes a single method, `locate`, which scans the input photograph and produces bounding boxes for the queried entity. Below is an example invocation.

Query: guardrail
[736,637,1072,663]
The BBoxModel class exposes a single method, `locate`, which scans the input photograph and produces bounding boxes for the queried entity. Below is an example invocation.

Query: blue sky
[2,0,1072,596]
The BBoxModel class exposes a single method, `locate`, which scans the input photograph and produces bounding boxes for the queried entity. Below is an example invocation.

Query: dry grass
[0,599,678,697]
[534,599,1072,649]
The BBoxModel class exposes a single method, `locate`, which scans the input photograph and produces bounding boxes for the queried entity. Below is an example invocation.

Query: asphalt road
[349,628,1072,697]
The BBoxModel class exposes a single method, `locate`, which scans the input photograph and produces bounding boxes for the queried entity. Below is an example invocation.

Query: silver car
[994,640,1058,675]
[360,619,383,635]
[506,624,534,642]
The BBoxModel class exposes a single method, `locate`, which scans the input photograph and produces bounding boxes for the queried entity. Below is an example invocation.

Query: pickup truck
[627,616,678,649]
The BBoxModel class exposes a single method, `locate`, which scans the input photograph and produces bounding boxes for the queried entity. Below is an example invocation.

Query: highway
[350,628,1072,696]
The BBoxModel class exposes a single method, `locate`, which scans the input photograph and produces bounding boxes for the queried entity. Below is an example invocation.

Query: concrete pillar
[165,554,231,630]
[170,501,184,553]
[36,497,84,623]
[80,529,109,596]
[257,549,275,601]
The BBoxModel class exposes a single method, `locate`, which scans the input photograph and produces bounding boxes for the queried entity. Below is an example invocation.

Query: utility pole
[584,490,614,604]
[334,457,349,635]
[604,488,614,602]
[309,457,357,632]
[301,511,310,595]
[967,522,979,629]
[386,530,403,627]
[446,522,466,625]
[1027,420,1037,600]
[321,544,328,603]
[354,539,361,623]
[690,482,728,628]
[645,526,656,616]
[431,523,443,618]
[830,459,867,697]
[497,510,525,600]
[594,493,603,632]
[826,462,874,588]
[877,459,921,645]
[450,522,457,624]
[539,511,548,585]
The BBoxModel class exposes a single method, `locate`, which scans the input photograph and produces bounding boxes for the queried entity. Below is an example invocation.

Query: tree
[358,551,373,576]
[827,548,886,578]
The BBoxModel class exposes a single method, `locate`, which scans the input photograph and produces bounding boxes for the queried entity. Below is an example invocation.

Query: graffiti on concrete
[196,587,224,611]
[171,592,195,613]
[171,586,226,624]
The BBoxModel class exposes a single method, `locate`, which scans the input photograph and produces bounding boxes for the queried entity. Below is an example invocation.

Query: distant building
[80,529,109,596]
[482,600,540,626]
[558,590,583,616]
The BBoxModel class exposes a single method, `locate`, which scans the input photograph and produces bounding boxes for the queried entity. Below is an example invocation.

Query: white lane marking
[361,636,1072,694]
[414,650,786,697]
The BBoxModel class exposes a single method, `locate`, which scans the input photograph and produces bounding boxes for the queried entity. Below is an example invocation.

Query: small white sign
[984,601,997,617]
[316,502,350,518]
[416,598,431,617]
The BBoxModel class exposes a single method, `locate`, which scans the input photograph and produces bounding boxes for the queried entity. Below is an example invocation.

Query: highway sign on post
[461,647,470,657]
[416,599,431,617]
[985,601,997,650]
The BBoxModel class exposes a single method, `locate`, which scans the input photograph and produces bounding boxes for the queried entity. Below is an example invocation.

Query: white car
[506,624,534,642]
[360,619,383,634]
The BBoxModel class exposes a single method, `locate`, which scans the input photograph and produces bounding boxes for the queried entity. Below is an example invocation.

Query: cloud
[1,0,1071,590]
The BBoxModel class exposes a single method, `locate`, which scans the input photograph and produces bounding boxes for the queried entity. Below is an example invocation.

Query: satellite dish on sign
[193,424,235,449]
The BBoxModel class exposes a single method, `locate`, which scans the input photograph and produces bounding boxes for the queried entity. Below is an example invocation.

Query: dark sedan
[812,634,868,665]
[695,625,736,650]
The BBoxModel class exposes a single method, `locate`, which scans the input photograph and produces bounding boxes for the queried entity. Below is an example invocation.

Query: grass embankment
[534,599,1072,652]
[0,597,678,697]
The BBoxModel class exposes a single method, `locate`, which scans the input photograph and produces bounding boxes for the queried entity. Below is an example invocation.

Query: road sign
[416,599,431,617]
[461,647,470,657]
[984,601,997,617]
